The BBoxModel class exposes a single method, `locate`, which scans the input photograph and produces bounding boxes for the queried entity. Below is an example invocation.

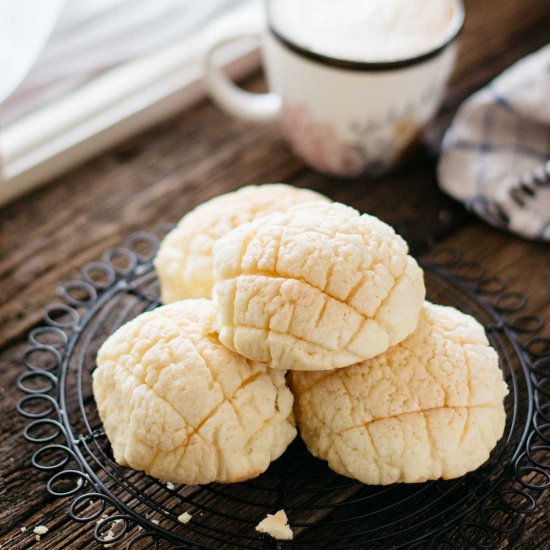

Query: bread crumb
[255,510,293,541]
[35,535,40,542]
[103,528,116,548]
[20,527,27,533]
[177,512,192,524]
[166,482,176,490]
[151,519,159,525]
[33,526,48,536]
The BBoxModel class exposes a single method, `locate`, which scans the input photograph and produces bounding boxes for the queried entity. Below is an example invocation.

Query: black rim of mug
[266,0,465,72]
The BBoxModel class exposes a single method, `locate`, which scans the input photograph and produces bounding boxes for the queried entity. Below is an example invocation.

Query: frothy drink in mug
[270,0,457,63]
[206,0,464,176]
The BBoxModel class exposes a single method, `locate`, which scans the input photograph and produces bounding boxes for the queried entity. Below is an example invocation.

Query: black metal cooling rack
[16,228,550,549]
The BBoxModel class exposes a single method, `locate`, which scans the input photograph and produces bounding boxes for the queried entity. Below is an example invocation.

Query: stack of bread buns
[93,184,508,487]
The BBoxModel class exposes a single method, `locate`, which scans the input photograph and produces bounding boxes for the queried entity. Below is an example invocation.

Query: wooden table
[1,1,549,548]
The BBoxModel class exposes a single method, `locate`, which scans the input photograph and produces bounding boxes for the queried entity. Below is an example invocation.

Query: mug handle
[204,33,281,122]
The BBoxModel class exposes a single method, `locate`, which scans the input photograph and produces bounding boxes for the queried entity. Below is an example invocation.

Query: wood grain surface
[1,0,550,548]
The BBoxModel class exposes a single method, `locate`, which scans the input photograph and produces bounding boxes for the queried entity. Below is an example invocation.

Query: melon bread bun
[290,302,508,484]
[213,201,425,371]
[93,299,296,485]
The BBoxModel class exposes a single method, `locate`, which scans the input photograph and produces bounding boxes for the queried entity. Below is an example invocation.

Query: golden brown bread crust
[214,201,425,370]
[290,302,508,484]
[93,299,296,485]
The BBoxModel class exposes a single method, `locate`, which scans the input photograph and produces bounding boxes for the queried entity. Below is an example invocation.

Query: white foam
[269,0,459,63]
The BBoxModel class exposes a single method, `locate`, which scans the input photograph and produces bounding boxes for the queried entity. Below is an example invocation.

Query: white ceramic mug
[205,1,464,177]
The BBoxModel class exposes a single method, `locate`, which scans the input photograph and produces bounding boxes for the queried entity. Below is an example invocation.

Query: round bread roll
[213,201,425,371]
[93,299,296,485]
[290,302,509,485]
[154,184,329,303]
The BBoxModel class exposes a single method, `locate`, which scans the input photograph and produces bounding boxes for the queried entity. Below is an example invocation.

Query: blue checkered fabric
[438,45,550,241]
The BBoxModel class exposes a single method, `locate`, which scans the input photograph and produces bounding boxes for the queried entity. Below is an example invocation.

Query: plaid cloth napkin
[438,45,550,241]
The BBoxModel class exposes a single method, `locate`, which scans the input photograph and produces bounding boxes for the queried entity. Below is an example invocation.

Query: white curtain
[0,0,247,124]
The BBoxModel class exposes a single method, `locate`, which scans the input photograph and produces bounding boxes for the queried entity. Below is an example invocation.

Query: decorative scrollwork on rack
[16,234,550,549]
[417,248,550,549]
[16,226,186,550]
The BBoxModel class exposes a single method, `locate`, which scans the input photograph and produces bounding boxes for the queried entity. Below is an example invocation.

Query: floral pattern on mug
[282,103,364,177]
[349,114,422,173]
[281,103,425,177]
